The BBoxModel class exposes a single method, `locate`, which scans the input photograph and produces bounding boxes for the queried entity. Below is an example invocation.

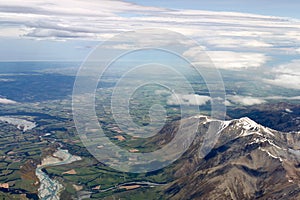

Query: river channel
[35,149,81,200]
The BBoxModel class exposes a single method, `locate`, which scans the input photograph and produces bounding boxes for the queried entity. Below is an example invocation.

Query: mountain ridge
[162,114,300,200]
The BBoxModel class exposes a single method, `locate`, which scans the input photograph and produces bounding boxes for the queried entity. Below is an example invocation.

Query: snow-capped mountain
[162,115,300,200]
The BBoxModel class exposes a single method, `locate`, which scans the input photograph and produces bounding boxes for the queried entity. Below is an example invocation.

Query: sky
[0,0,299,90]
[129,0,300,19]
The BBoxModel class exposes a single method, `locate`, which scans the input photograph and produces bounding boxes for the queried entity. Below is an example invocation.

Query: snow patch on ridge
[192,115,277,140]
[259,147,283,162]
[216,120,232,135]
[236,117,275,137]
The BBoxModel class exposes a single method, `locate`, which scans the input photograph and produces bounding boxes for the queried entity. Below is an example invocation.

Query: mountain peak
[164,115,300,200]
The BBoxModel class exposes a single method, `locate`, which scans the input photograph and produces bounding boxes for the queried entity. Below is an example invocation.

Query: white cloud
[183,50,268,69]
[225,95,300,106]
[265,96,300,100]
[207,51,268,69]
[227,95,266,106]
[264,74,300,90]
[272,59,300,76]
[264,59,300,90]
[2,0,300,74]
[205,37,272,48]
[225,100,233,106]
[167,94,211,106]
[0,0,300,53]
[0,98,17,104]
[0,78,14,82]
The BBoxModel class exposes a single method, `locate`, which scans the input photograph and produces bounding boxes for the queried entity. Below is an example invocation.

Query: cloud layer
[167,94,211,106]
[183,50,269,69]
[0,0,300,74]
[227,95,266,106]
[264,59,300,90]
[0,97,17,104]
[226,95,300,106]
[1,0,300,50]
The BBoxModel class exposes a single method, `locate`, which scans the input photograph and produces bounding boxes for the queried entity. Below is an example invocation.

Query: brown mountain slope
[163,116,300,200]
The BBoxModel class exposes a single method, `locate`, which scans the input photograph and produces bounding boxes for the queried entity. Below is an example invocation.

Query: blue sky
[128,0,300,19]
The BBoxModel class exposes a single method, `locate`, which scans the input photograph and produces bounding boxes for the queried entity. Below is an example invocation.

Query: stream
[35,149,81,200]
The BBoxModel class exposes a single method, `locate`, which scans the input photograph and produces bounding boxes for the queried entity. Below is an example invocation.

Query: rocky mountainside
[163,115,300,200]
[227,102,300,132]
